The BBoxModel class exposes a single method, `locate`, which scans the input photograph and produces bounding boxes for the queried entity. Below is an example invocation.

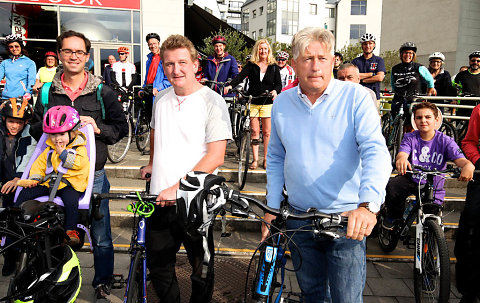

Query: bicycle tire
[238,130,251,190]
[107,117,133,163]
[395,117,404,158]
[438,121,457,142]
[377,208,399,253]
[126,251,145,303]
[381,112,392,139]
[135,110,151,152]
[413,219,450,303]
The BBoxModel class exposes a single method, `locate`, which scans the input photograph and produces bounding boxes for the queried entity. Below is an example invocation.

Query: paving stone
[367,277,413,297]
[374,261,413,279]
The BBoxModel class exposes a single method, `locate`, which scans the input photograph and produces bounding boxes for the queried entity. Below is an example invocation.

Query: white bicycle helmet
[360,33,376,43]
[276,51,289,60]
[429,52,445,61]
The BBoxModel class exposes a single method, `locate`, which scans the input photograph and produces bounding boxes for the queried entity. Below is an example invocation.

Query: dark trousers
[146,206,215,303]
[455,179,480,299]
[15,185,80,230]
[385,175,417,220]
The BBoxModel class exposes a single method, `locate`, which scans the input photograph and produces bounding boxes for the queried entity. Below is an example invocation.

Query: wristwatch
[358,202,379,214]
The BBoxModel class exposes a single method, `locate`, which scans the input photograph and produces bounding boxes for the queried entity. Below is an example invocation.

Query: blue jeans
[90,169,114,288]
[286,215,366,303]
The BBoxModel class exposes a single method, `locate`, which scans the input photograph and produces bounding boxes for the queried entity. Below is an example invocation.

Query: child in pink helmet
[16,105,90,246]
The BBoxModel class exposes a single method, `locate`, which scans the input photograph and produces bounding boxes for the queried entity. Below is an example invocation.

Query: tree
[199,28,248,63]
[379,49,400,90]
[338,43,363,63]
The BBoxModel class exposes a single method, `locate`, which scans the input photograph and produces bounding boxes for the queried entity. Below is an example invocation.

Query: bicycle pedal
[221,232,231,237]
[111,274,126,289]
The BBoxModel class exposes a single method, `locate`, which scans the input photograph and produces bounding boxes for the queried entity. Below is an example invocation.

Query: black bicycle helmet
[399,42,417,53]
[145,33,160,43]
[176,171,226,230]
[11,245,81,303]
[469,51,480,59]
[4,34,23,47]
[0,98,33,120]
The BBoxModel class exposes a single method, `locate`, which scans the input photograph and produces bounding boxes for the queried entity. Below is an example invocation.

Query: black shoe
[95,284,111,303]
[2,261,15,276]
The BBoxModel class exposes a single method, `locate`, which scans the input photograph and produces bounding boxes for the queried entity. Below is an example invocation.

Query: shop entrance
[90,44,137,82]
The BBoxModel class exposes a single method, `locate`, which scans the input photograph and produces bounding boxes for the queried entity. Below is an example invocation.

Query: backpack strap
[41,82,53,116]
[97,83,105,120]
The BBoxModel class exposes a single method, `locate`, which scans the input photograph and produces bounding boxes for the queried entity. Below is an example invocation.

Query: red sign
[0,0,140,10]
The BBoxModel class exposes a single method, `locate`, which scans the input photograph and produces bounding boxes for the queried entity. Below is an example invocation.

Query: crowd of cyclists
[0,27,479,302]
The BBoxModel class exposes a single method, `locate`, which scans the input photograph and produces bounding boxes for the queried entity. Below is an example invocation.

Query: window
[350,24,366,40]
[267,0,277,36]
[0,3,58,39]
[328,7,335,18]
[60,7,132,42]
[310,4,317,15]
[351,0,367,15]
[230,23,241,31]
[252,31,256,40]
[242,8,249,32]
[260,6,264,15]
[229,1,242,11]
[259,28,263,37]
[281,0,299,35]
[253,9,256,18]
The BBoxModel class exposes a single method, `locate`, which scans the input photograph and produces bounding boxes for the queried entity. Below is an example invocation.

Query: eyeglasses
[59,49,87,57]
[430,60,442,64]
[119,52,126,55]
[277,58,287,61]
[470,59,480,63]
[8,45,20,49]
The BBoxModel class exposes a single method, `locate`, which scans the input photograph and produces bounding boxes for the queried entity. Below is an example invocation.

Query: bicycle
[230,88,270,190]
[93,180,157,303]
[377,165,457,302]
[107,85,135,163]
[107,86,151,163]
[172,172,348,302]
[134,85,153,153]
[0,200,82,302]
[382,103,406,167]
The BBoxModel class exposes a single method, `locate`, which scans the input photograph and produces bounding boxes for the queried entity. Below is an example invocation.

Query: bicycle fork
[414,214,442,275]
[124,217,148,303]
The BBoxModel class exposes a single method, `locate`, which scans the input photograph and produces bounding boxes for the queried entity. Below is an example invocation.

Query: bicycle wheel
[135,110,151,152]
[107,117,133,163]
[238,130,251,190]
[126,251,145,303]
[413,219,450,303]
[381,112,392,139]
[438,121,457,142]
[377,209,399,253]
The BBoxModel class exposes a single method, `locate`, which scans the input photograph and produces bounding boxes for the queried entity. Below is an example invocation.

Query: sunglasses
[277,58,287,61]
[8,45,20,49]
[119,52,126,55]
[470,59,480,63]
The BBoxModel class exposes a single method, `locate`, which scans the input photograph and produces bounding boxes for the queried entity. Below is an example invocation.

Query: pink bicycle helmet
[43,106,81,134]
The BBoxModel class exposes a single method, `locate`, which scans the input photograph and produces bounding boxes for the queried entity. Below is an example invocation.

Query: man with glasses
[276,50,295,89]
[111,46,137,90]
[30,30,128,303]
[352,33,386,101]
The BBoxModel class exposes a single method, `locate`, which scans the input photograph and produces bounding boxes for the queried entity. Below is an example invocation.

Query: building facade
[0,0,183,85]
[241,0,325,44]
[381,0,480,73]
[334,0,383,54]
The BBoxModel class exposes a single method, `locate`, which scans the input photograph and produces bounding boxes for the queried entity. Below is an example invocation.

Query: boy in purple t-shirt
[383,102,474,227]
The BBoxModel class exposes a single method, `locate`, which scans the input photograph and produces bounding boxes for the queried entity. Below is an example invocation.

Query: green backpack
[41,82,105,120]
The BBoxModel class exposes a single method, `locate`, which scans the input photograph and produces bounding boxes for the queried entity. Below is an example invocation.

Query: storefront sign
[1,0,140,10]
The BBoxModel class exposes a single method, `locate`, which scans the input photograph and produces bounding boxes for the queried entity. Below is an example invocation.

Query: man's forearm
[191,140,226,173]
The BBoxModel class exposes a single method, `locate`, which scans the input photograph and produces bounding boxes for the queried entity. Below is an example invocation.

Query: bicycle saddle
[20,200,61,221]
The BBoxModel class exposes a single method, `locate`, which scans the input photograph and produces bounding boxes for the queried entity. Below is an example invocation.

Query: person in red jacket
[456,104,480,303]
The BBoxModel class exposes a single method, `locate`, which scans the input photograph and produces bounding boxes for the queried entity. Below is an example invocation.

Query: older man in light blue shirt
[263,27,391,302]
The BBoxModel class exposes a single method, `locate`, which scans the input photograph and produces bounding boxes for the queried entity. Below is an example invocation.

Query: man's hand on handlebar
[341,207,376,241]
[140,165,152,181]
[261,213,277,242]
[156,182,179,207]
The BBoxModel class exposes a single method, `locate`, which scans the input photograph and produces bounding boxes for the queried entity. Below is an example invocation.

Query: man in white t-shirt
[111,46,137,89]
[140,34,231,303]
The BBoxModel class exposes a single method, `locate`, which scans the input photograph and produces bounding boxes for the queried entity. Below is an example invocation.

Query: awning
[184,3,255,50]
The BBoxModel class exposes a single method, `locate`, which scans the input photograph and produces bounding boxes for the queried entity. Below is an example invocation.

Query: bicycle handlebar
[232,88,270,100]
